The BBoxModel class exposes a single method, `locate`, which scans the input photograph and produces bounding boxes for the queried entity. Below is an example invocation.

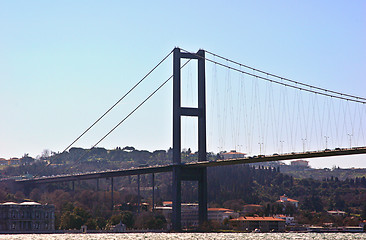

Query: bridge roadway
[17,147,366,185]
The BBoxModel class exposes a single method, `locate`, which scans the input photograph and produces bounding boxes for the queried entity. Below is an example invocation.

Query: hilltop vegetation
[2,146,218,178]
[281,166,366,181]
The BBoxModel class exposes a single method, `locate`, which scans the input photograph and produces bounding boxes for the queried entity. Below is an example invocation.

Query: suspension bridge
[13,47,366,231]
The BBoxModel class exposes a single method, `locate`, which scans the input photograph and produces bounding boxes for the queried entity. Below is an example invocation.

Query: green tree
[14,191,25,202]
[29,188,42,202]
[60,211,83,230]
[73,207,90,223]
[109,214,122,225]
[85,218,97,230]
[134,212,166,229]
[121,211,134,229]
[96,217,107,230]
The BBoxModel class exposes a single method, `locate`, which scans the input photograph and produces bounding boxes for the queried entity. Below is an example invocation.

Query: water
[0,233,366,240]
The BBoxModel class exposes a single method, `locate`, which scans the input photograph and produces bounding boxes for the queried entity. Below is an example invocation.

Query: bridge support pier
[172,167,182,230]
[172,166,207,230]
[198,168,207,225]
[172,47,207,231]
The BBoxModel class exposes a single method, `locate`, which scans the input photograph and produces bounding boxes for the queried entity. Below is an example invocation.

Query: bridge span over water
[18,147,366,185]
[7,47,366,231]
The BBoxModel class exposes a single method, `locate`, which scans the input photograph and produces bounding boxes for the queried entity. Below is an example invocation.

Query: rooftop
[1,201,43,206]
[277,198,299,203]
[208,208,234,212]
[244,204,263,207]
[20,202,41,205]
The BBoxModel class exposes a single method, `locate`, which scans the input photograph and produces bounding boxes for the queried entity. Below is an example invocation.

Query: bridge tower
[172,47,207,231]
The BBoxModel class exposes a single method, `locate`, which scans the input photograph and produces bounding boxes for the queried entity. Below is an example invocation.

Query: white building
[208,208,239,224]
[156,202,199,228]
[0,202,55,232]
[274,214,295,225]
[156,203,238,228]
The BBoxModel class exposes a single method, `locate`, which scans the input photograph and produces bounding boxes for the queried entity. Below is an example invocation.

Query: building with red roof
[208,208,239,224]
[276,194,299,208]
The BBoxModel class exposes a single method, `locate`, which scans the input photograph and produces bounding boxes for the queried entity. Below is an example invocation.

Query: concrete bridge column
[172,166,182,230]
[172,47,207,231]
[198,167,207,225]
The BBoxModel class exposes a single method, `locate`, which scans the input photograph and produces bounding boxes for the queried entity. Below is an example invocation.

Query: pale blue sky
[0,1,365,168]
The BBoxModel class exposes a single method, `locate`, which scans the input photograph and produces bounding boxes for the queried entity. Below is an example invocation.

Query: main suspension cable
[180,48,366,104]
[64,59,192,174]
[34,50,173,177]
[205,50,366,102]
[62,50,173,153]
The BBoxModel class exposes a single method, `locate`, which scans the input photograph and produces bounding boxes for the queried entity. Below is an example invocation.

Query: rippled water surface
[1,233,366,240]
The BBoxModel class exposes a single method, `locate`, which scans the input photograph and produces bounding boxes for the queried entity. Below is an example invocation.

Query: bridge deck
[16,147,366,184]
[187,147,366,168]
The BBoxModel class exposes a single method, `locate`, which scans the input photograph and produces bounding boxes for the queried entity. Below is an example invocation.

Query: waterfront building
[181,203,199,227]
[229,216,285,232]
[156,202,238,228]
[0,202,55,232]
[156,202,199,228]
[208,208,239,224]
[273,214,295,225]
